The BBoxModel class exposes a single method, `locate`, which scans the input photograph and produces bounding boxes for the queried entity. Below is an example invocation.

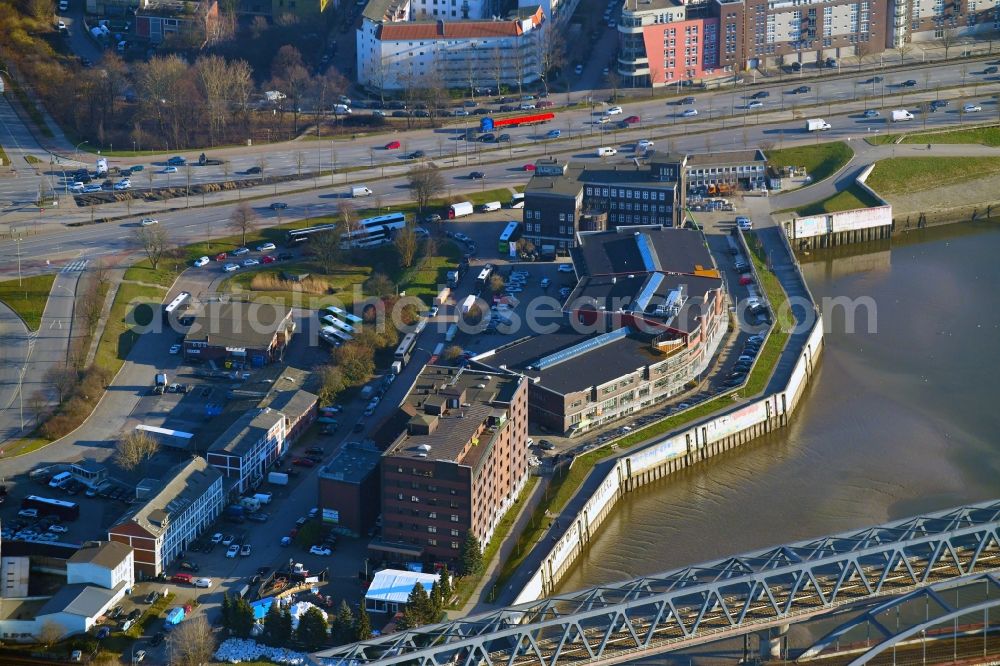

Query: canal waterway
[556,223,1000,594]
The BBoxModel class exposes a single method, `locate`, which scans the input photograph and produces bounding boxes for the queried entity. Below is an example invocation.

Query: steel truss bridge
[315,501,1000,665]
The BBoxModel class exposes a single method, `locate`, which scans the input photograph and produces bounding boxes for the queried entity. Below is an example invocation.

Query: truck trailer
[479,112,555,133]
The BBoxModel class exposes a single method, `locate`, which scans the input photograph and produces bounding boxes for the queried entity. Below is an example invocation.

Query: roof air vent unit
[417,444,432,452]
[477,384,486,389]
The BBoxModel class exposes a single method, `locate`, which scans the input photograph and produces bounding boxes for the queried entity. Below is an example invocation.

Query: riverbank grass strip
[0,274,56,331]
[765,141,854,183]
[866,156,1000,196]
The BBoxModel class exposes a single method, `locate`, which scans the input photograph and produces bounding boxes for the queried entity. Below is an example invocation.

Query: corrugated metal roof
[365,569,441,605]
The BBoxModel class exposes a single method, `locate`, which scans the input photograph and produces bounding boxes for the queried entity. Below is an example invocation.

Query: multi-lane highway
[1,56,999,277]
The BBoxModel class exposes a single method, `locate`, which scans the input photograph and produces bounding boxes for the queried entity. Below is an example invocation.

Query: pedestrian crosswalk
[60,259,89,273]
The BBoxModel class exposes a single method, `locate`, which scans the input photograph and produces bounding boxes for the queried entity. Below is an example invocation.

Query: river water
[556,223,1000,594]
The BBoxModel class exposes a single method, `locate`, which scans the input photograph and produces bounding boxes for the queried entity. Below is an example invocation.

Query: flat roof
[385,366,522,463]
[184,302,291,350]
[684,149,767,167]
[481,327,666,395]
[67,541,132,570]
[208,409,284,458]
[112,458,221,538]
[320,442,381,484]
[365,569,441,605]
[524,163,586,198]
[573,227,715,277]
[524,161,679,199]
[568,273,721,334]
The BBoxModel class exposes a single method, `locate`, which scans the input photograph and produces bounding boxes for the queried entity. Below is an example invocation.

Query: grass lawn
[94,282,167,375]
[0,273,56,330]
[765,141,854,183]
[794,183,883,216]
[866,156,1000,196]
[451,475,539,608]
[900,125,1000,147]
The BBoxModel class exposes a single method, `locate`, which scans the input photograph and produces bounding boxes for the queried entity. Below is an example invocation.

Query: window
[451,529,460,537]
[428,538,438,546]
[451,541,460,549]
[450,514,459,522]
[411,495,420,503]
[428,525,437,533]
[428,512,437,519]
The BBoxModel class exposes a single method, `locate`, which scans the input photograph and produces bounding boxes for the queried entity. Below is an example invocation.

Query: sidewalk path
[0,268,82,445]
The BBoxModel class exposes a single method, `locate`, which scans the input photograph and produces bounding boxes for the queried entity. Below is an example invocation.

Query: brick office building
[370,367,528,568]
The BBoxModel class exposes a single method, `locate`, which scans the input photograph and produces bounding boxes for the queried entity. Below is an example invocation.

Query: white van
[480,201,502,213]
[352,186,373,197]
[597,147,617,157]
[509,193,525,209]
[49,471,72,488]
[332,104,352,115]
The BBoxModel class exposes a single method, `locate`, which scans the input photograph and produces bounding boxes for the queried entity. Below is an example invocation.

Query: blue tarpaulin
[251,597,275,620]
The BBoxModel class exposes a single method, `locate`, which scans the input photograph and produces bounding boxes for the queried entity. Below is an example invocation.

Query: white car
[606,106,623,115]
[256,242,276,252]
[242,258,259,267]
[429,306,439,317]
[226,545,239,558]
[69,182,85,193]
[140,217,158,226]
[636,139,654,151]
[83,184,102,193]
[309,545,332,556]
[520,103,536,110]
[682,108,699,117]
[747,101,764,109]
[240,544,252,556]
[163,166,178,173]
[194,577,212,588]
[168,344,181,354]
[56,20,67,30]
[963,103,982,113]
[223,263,239,272]
[133,650,146,663]
[193,256,210,267]
[210,532,223,543]
[48,524,69,533]
[558,264,574,273]
[113,180,131,190]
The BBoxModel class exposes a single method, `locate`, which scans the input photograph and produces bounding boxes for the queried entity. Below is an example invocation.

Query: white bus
[320,305,363,326]
[320,326,353,345]
[342,212,407,249]
[320,316,355,335]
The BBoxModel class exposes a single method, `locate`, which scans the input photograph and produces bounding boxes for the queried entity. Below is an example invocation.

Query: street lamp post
[75,140,90,162]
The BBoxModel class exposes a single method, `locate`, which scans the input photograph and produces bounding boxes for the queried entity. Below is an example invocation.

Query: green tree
[439,565,453,607]
[430,579,443,616]
[407,582,434,626]
[334,342,375,386]
[355,604,373,641]
[280,607,294,645]
[296,606,329,650]
[331,600,355,645]
[231,596,255,638]
[263,602,288,646]
[221,593,233,631]
[317,365,345,405]
[461,534,484,576]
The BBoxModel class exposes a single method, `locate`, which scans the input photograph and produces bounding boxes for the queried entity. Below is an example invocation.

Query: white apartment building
[357,3,545,91]
[206,408,287,495]
[108,457,223,579]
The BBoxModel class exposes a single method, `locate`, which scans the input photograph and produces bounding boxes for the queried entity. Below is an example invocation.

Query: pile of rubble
[213,638,309,664]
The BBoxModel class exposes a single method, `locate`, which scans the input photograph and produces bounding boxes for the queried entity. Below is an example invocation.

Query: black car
[750,91,769,99]
[791,62,802,71]
[985,66,999,74]
[408,150,426,159]
[391,110,411,118]
[499,104,516,112]
[473,108,490,115]
[386,101,407,110]
[145,591,159,604]
[469,171,486,179]
[178,560,199,572]
[167,156,186,165]
[150,632,165,646]
[306,446,325,455]
[791,86,810,94]
[413,110,430,118]
[680,96,696,104]
[270,202,288,210]
[901,79,917,87]
[257,566,271,576]
[246,166,262,174]
[276,252,294,261]
[498,134,511,142]
[479,133,496,143]
[539,439,556,450]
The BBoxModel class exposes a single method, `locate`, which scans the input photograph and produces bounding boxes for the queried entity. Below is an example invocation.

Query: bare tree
[166,615,214,666]
[898,40,912,66]
[134,224,170,271]
[918,100,931,129]
[115,430,160,472]
[940,29,957,60]
[394,225,419,268]
[36,620,64,648]
[295,151,306,177]
[228,202,257,248]
[338,200,358,235]
[45,363,78,404]
[407,165,445,213]
[607,71,621,101]
[311,230,342,271]
[538,27,567,94]
[367,56,391,105]
[490,45,507,97]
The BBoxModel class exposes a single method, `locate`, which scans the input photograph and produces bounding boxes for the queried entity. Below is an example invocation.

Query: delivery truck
[96,158,108,176]
[351,186,373,197]
[806,118,831,131]
[153,373,168,394]
[460,295,477,315]
[891,109,914,122]
[448,201,474,219]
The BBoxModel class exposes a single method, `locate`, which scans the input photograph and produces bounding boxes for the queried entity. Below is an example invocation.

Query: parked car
[140,217,158,227]
[242,258,259,267]
[193,256,210,267]
[226,544,239,558]
[223,263,239,272]
[606,105,623,115]
[257,242,276,252]
[240,544,252,556]
[309,545,332,556]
